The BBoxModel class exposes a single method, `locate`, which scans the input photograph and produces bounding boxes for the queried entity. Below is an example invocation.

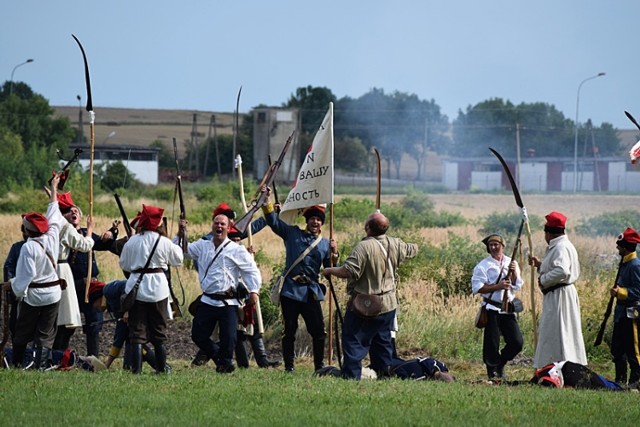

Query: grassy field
[1,191,639,425]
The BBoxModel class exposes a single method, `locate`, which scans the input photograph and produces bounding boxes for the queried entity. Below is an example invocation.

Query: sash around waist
[541,282,571,295]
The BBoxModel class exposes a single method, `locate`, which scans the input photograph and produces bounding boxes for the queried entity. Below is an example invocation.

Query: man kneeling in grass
[323,212,417,380]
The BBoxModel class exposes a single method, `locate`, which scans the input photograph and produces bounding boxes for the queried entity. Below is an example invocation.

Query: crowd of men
[2,175,640,389]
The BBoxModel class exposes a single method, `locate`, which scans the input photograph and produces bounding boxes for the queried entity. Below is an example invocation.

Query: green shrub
[417,233,486,297]
[575,209,638,236]
[479,210,543,238]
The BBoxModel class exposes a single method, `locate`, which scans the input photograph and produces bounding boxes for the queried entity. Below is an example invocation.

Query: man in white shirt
[179,213,261,373]
[471,233,524,381]
[3,173,65,369]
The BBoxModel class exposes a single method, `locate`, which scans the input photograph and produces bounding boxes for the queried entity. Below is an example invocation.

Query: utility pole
[189,113,198,176]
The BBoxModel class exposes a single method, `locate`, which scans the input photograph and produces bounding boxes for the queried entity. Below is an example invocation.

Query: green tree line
[0,81,624,194]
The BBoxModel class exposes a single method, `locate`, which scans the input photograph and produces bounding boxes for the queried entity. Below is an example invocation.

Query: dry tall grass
[1,192,637,366]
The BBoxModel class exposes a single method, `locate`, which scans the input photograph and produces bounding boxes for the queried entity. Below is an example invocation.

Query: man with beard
[179,213,261,373]
[471,234,524,381]
[529,211,587,368]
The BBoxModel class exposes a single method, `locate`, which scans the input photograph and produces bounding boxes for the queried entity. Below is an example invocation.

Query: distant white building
[443,156,640,193]
[69,144,160,185]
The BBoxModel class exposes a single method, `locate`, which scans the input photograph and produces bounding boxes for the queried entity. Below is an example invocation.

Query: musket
[594,295,615,346]
[489,147,537,348]
[268,155,281,213]
[173,138,188,253]
[234,131,295,234]
[162,216,183,318]
[114,193,132,238]
[235,154,264,335]
[49,148,83,190]
[373,148,381,211]
[72,34,96,304]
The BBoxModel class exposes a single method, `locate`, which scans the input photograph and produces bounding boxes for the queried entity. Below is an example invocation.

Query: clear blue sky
[4,0,639,129]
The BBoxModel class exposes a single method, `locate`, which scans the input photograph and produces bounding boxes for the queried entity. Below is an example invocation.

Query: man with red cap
[119,204,184,374]
[51,192,95,353]
[191,203,279,369]
[2,173,66,369]
[530,211,587,368]
[177,211,262,374]
[262,187,338,373]
[609,227,640,387]
[55,191,118,356]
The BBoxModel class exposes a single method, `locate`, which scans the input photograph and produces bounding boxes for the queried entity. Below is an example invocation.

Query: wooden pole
[236,155,264,334]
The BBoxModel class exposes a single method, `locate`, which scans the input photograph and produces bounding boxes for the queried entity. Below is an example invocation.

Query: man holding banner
[261,102,338,373]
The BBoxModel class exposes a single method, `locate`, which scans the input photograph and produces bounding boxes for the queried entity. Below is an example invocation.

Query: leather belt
[133,268,164,274]
[541,283,571,295]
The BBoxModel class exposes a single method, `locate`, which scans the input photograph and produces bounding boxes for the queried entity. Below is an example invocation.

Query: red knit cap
[22,212,49,233]
[139,204,164,231]
[212,203,236,221]
[57,192,75,212]
[544,211,566,233]
[617,227,640,251]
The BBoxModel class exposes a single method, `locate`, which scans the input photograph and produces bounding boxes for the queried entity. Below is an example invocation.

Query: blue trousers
[341,309,396,379]
[191,303,238,368]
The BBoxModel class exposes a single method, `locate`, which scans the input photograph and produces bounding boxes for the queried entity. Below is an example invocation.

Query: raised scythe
[72,34,95,303]
[489,147,538,349]
[235,154,264,335]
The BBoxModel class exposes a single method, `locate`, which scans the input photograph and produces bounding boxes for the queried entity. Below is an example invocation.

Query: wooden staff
[235,155,264,334]
[72,34,95,303]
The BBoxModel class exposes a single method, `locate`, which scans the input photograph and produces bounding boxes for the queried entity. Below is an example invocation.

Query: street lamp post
[101,131,116,144]
[573,72,605,192]
[9,58,34,95]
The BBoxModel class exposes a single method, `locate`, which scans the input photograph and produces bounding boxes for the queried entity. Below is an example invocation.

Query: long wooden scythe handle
[374,148,381,211]
[72,34,95,304]
[236,154,264,334]
[489,147,537,349]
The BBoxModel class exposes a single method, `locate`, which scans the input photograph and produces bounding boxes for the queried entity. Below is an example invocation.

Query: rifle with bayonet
[234,131,295,234]
[268,155,281,213]
[173,138,188,253]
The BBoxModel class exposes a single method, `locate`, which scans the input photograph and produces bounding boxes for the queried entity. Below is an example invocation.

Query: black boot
[282,338,295,372]
[53,326,74,352]
[142,344,157,370]
[615,359,628,384]
[251,334,281,368]
[86,332,100,357]
[153,343,167,374]
[191,349,210,367]
[235,333,250,369]
[131,344,143,374]
[12,343,26,369]
[312,337,325,371]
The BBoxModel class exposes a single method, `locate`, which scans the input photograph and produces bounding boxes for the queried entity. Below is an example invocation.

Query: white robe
[56,223,94,328]
[533,235,587,368]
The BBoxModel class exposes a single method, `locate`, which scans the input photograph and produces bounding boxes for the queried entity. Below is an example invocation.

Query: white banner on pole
[279,102,334,224]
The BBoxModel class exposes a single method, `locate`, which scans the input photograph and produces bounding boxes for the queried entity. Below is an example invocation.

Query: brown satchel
[351,293,384,318]
[475,305,489,329]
